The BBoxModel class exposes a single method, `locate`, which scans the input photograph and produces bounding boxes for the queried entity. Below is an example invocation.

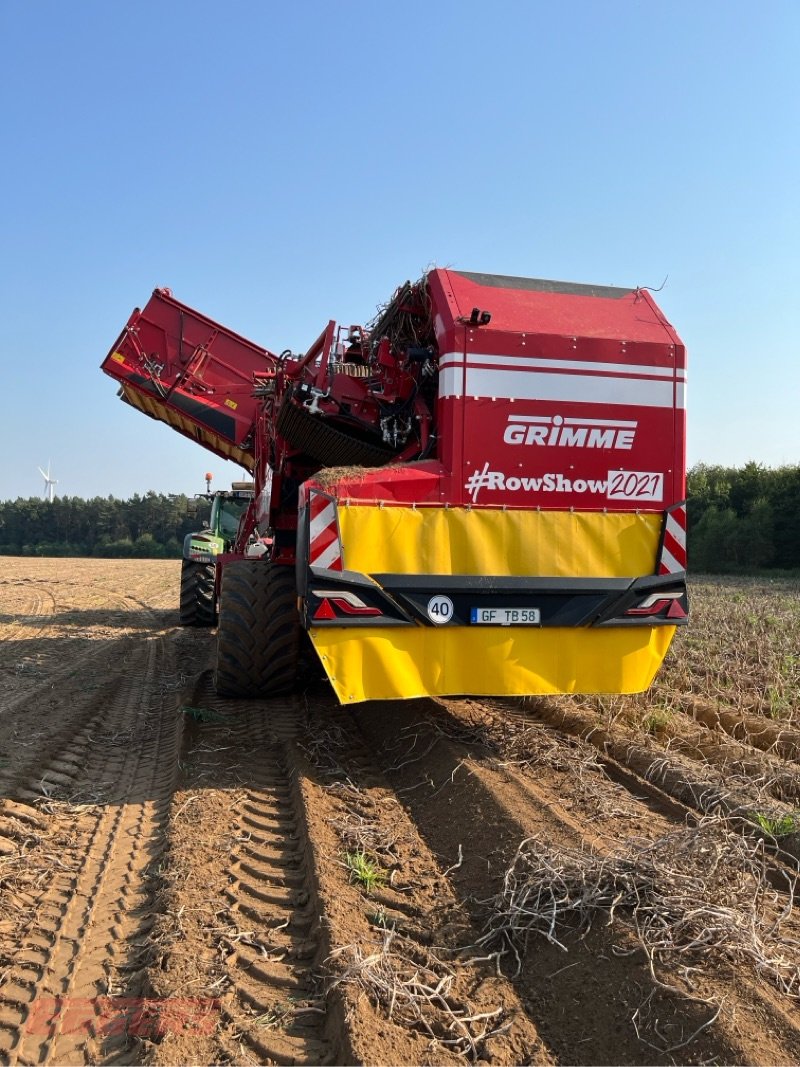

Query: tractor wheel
[215,561,300,698]
[179,559,217,627]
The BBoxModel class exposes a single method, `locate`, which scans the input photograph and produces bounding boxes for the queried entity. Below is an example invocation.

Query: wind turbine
[38,461,58,503]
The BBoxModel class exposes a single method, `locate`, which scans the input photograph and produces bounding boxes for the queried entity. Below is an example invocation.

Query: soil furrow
[294,698,553,1066]
[680,697,800,761]
[494,695,800,875]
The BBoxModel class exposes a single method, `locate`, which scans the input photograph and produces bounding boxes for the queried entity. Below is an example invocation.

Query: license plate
[470,607,541,626]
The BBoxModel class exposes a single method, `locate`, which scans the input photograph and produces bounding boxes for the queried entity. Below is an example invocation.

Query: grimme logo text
[504,414,637,449]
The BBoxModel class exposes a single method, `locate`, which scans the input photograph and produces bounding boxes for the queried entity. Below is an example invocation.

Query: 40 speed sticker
[427,596,454,624]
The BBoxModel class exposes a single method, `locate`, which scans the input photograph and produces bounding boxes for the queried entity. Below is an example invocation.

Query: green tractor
[179,482,254,626]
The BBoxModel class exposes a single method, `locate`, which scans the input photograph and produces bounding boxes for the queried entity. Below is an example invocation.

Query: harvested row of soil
[350,694,800,1065]
[0,560,178,758]
[655,576,800,721]
[157,668,800,1065]
[503,694,800,866]
[295,698,551,1066]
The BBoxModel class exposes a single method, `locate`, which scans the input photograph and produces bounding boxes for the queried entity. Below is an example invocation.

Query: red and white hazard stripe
[308,491,343,571]
[658,503,687,575]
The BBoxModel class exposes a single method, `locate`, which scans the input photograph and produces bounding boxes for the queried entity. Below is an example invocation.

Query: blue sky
[1,0,797,500]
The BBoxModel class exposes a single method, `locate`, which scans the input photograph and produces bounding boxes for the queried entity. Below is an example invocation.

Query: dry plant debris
[331,812,403,859]
[478,818,800,1000]
[329,931,508,1061]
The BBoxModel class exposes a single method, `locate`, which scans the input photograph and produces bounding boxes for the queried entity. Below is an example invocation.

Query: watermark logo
[25,997,220,1041]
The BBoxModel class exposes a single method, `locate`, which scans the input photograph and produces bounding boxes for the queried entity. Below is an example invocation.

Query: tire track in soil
[0,583,55,644]
[1,643,159,804]
[152,673,553,1067]
[346,692,800,1067]
[0,587,170,761]
[0,594,183,860]
[1,584,163,691]
[0,622,186,1065]
[0,583,60,706]
[0,567,175,807]
[148,675,338,1067]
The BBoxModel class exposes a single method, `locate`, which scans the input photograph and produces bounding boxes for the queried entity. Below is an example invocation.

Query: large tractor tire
[179,559,217,627]
[215,561,300,698]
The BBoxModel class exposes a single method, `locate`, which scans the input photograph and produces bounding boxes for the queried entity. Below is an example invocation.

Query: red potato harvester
[101,270,687,704]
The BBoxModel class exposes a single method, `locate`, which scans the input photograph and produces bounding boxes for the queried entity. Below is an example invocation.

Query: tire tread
[215,562,299,697]
[179,560,216,627]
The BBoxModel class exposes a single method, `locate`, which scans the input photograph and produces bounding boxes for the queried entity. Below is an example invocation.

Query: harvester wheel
[179,559,217,627]
[215,561,299,698]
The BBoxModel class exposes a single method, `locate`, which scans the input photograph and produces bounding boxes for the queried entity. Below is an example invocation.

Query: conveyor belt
[276,396,394,468]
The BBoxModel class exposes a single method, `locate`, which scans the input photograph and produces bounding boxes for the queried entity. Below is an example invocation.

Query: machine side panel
[101,289,277,465]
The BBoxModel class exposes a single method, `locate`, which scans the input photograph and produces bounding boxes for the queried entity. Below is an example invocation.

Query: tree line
[0,463,798,571]
[0,492,210,558]
[687,462,800,572]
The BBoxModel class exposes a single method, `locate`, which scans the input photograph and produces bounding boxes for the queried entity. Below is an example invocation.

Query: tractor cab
[179,483,255,627]
[209,484,254,548]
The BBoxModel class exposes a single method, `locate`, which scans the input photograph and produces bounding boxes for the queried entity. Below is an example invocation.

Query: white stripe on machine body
[440,366,682,408]
[438,352,687,407]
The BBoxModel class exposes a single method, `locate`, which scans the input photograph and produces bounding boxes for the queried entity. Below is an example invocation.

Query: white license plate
[470,607,541,626]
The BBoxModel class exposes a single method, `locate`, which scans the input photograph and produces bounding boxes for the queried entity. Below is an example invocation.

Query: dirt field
[0,559,798,1066]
